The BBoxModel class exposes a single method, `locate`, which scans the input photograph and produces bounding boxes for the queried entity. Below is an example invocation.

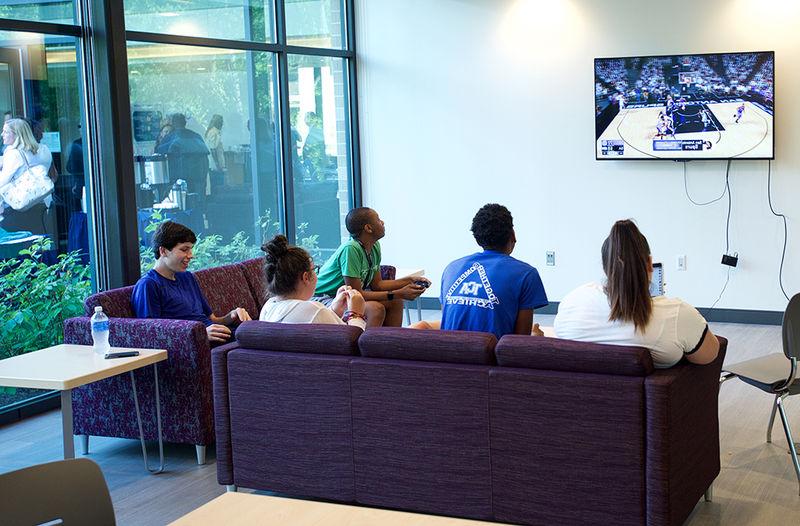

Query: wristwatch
[387,291,395,301]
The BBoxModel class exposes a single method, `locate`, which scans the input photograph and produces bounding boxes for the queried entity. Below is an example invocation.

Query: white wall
[355,0,799,312]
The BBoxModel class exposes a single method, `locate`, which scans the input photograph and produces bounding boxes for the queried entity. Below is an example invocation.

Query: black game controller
[414,280,430,288]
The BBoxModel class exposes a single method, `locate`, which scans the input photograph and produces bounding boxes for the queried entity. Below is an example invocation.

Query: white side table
[0,345,167,473]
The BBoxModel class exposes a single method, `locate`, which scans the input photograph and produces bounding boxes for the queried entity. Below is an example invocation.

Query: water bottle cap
[94,306,103,313]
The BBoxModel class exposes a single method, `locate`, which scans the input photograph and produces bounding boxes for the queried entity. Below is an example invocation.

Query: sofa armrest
[64,316,210,359]
[644,338,727,526]
[211,342,240,485]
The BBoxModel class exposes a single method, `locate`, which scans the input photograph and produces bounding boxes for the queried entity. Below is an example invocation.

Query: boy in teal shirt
[313,207,427,327]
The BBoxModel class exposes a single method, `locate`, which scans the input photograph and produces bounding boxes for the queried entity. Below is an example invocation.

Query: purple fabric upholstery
[359,328,496,365]
[644,339,727,526]
[64,317,214,444]
[490,368,647,526]
[213,324,726,525]
[227,349,355,500]
[496,335,654,376]
[236,257,268,310]
[83,286,135,317]
[235,320,361,356]
[195,263,259,322]
[211,341,239,485]
[351,358,493,520]
[380,265,396,280]
[64,261,263,448]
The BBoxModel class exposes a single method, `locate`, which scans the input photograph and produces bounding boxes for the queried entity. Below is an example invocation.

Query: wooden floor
[0,317,798,525]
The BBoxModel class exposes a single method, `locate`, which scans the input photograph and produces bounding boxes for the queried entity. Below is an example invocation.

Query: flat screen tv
[595,51,774,160]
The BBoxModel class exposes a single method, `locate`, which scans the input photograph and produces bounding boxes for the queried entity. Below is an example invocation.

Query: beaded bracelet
[343,310,366,323]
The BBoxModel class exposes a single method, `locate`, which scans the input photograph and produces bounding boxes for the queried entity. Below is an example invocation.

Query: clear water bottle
[91,306,111,355]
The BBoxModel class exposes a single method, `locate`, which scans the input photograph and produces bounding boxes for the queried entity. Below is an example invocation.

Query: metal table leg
[60,389,75,459]
[416,298,423,322]
[130,364,165,474]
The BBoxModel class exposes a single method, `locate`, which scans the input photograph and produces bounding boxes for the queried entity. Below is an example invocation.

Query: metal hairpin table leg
[130,364,165,474]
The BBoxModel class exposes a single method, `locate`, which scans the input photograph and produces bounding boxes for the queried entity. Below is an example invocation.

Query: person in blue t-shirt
[131,221,252,343]
[438,203,548,339]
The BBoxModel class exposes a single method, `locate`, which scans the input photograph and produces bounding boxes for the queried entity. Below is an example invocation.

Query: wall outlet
[677,255,686,271]
[546,251,555,266]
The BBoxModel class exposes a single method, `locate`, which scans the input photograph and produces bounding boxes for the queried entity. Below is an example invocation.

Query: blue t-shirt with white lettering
[440,250,548,339]
[131,269,213,326]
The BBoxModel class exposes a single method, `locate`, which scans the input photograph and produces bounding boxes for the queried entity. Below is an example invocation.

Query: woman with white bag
[0,118,53,226]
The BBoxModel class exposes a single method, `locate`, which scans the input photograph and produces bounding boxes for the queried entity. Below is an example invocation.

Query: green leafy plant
[0,238,91,362]
[138,208,321,275]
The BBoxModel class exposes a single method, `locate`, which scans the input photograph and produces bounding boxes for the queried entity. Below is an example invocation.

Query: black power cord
[766,160,790,301]
[683,160,734,315]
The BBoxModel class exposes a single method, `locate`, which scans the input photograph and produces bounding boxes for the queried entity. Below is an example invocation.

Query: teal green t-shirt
[314,239,382,296]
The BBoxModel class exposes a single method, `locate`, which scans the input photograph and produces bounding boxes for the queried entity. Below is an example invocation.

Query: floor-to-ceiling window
[0,0,360,415]
[0,2,95,414]
[124,0,358,269]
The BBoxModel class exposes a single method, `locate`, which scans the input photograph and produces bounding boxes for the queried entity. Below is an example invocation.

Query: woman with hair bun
[259,234,367,329]
[554,219,719,368]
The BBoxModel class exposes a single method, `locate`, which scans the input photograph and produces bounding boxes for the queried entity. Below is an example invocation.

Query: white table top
[0,345,167,390]
[170,493,506,526]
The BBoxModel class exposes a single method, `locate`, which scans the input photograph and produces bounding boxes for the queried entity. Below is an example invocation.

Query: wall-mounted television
[595,51,774,160]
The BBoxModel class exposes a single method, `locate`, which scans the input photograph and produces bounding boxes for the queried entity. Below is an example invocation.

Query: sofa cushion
[490,368,647,525]
[195,263,259,321]
[84,286,135,317]
[235,320,361,355]
[496,335,654,376]
[237,257,268,310]
[351,358,493,519]
[227,349,355,500]
[359,328,496,365]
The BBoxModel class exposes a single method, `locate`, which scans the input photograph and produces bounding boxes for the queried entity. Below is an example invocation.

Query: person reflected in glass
[0,118,53,232]
[259,234,367,330]
[302,112,326,180]
[154,113,209,215]
[204,114,226,194]
[153,116,173,154]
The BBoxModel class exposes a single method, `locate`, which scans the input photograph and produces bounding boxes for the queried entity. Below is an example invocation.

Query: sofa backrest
[235,320,361,356]
[359,327,497,365]
[236,257,268,310]
[195,263,259,322]
[84,286,136,317]
[496,335,655,376]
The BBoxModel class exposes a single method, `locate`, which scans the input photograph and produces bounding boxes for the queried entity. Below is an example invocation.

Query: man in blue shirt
[131,221,251,343]
[440,204,548,339]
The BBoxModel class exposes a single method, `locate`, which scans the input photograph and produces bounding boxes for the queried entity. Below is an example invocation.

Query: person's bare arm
[685,327,720,365]
[343,275,424,301]
[513,309,533,335]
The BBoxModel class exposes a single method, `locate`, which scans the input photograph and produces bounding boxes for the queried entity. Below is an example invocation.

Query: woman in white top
[0,118,53,222]
[259,234,367,330]
[554,220,719,368]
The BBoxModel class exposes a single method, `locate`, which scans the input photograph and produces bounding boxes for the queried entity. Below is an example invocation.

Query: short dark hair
[471,204,514,250]
[345,207,374,237]
[261,235,312,297]
[152,221,196,259]
[171,113,187,129]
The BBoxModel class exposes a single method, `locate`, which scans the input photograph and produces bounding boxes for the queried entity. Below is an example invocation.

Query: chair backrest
[783,293,800,361]
[0,458,116,525]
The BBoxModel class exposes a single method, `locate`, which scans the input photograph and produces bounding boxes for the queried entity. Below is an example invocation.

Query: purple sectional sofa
[63,257,266,462]
[213,321,727,526]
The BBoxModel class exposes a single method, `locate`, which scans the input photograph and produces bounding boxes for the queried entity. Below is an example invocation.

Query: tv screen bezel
[594,50,775,161]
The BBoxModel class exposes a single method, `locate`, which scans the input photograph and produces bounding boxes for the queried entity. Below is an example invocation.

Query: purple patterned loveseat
[63,257,267,463]
[213,321,727,526]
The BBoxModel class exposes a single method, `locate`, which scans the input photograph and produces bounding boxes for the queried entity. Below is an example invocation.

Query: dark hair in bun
[261,235,312,297]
